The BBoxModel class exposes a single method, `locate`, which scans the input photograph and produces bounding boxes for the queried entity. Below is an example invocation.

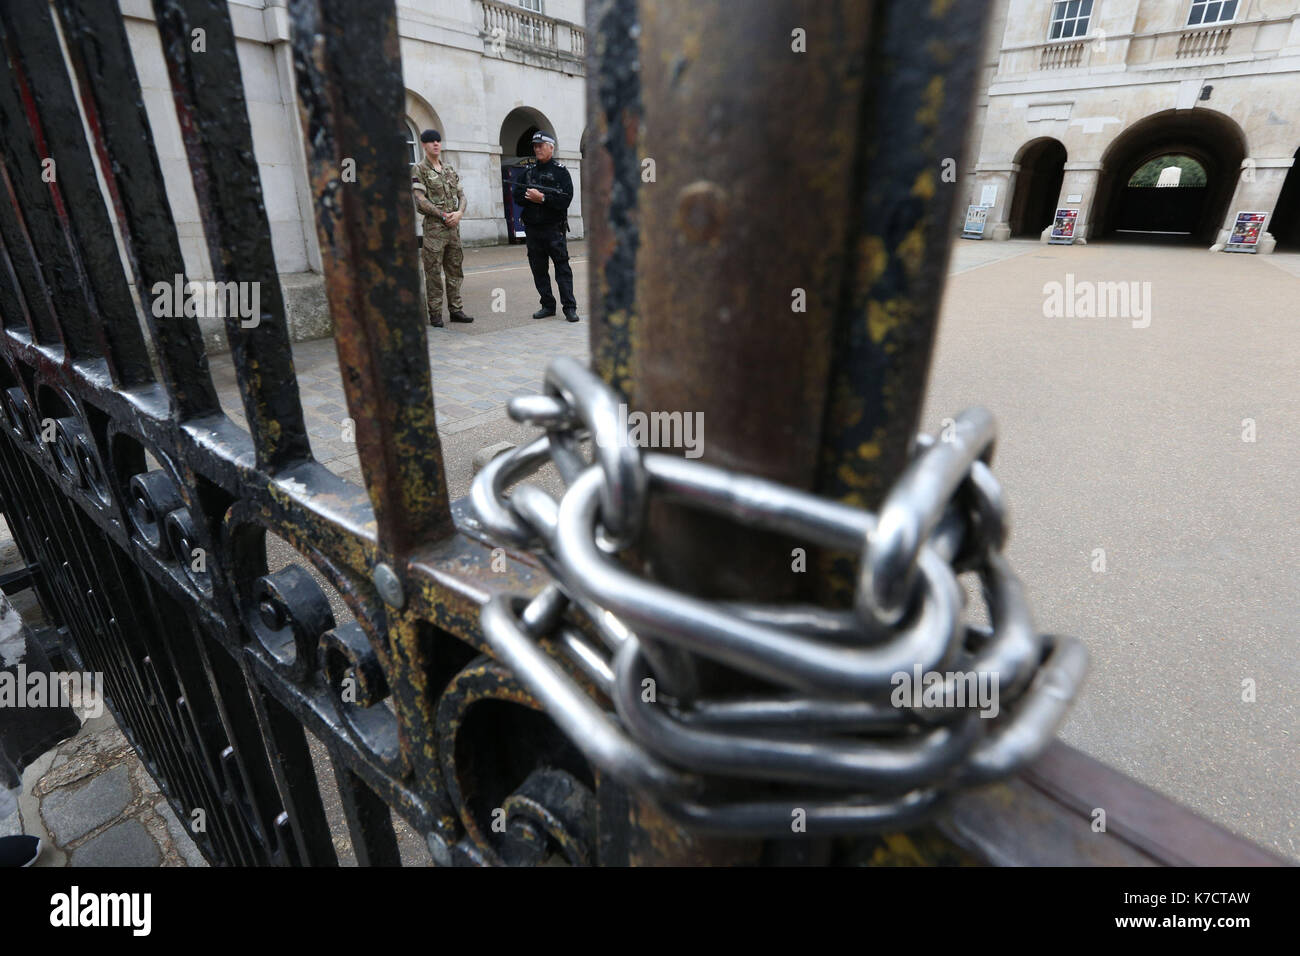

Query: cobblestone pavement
[3,708,205,867]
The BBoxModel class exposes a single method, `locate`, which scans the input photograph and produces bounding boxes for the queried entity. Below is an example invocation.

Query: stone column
[1211,158,1294,254]
[265,0,323,273]
[972,163,1018,240]
[1046,161,1102,243]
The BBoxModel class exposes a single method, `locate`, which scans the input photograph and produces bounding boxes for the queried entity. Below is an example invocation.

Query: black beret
[420,129,441,143]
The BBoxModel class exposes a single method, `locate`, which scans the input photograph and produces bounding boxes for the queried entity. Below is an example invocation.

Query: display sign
[1049,208,1079,244]
[961,205,990,240]
[503,163,533,240]
[1225,211,1267,253]
[980,184,999,208]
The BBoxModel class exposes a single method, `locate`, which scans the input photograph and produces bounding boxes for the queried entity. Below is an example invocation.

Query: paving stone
[155,800,208,868]
[72,819,160,867]
[0,787,20,838]
[41,764,133,845]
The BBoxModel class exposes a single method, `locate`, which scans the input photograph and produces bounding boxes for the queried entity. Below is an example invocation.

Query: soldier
[512,131,579,322]
[412,129,473,327]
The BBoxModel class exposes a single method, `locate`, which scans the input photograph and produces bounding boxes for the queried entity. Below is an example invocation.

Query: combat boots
[448,309,474,323]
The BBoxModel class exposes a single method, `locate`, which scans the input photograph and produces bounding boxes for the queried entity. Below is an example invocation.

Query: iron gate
[0,0,1281,866]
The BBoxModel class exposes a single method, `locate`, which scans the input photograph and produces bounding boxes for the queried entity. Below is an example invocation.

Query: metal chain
[468,357,1088,836]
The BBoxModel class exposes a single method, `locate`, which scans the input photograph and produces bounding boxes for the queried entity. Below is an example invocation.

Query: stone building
[121,0,586,349]
[397,0,587,247]
[963,0,1300,251]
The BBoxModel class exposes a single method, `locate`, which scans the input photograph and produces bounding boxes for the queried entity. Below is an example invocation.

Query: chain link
[467,358,1088,836]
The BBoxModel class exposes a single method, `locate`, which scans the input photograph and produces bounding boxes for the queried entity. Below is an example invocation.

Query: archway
[1090,109,1246,244]
[1268,148,1300,250]
[498,107,559,242]
[1008,138,1067,238]
[498,106,558,168]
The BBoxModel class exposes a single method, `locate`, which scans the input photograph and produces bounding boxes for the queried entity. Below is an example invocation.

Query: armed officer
[412,129,473,327]
[512,131,579,322]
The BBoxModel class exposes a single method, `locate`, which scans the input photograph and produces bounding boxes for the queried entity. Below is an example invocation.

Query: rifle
[517,178,568,199]
[516,173,571,232]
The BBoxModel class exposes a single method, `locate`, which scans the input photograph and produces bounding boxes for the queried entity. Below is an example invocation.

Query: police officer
[412,129,473,327]
[513,131,579,322]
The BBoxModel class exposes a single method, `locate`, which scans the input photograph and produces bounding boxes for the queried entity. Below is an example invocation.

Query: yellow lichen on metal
[867,299,904,345]
[868,832,930,866]
[896,222,928,278]
[861,235,889,288]
[912,169,936,201]
[916,75,944,129]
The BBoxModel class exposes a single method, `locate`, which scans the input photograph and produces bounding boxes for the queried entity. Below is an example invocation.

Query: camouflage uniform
[412,157,465,322]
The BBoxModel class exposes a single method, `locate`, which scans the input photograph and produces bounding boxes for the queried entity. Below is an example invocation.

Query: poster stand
[961,205,990,240]
[1225,211,1267,253]
[1048,208,1079,245]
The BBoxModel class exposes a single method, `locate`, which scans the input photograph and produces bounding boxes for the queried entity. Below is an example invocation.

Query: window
[518,0,545,45]
[1049,0,1093,40]
[404,120,419,166]
[1188,0,1237,26]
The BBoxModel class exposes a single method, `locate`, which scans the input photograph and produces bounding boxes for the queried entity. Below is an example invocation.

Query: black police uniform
[512,157,576,315]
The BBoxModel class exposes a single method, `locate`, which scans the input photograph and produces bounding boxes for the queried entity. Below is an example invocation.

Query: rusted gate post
[585,0,990,863]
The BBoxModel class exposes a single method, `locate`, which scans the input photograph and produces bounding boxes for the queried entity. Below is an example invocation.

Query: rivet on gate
[427,832,452,867]
[674,180,728,243]
[373,562,405,609]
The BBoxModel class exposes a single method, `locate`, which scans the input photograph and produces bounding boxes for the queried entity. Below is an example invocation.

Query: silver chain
[467,357,1088,836]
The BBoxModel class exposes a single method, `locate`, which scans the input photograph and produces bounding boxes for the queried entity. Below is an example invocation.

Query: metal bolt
[373,562,405,609]
[675,179,728,243]
[426,832,452,867]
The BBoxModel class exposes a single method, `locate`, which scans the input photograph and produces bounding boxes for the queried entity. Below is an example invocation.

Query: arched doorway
[1114,154,1209,236]
[1090,109,1246,244]
[498,107,559,242]
[1268,148,1300,250]
[1008,138,1067,238]
[499,106,558,166]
